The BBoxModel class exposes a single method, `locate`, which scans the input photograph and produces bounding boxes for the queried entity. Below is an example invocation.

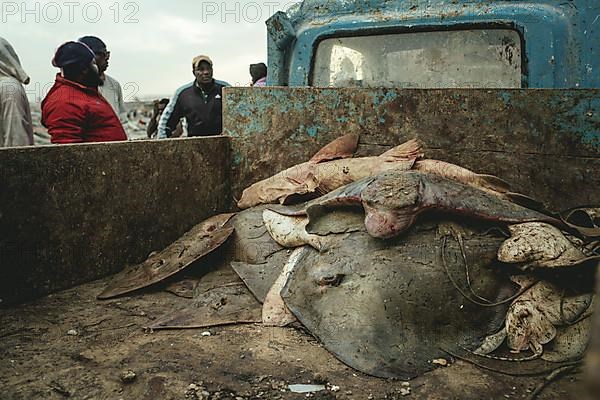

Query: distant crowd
[0,36,268,146]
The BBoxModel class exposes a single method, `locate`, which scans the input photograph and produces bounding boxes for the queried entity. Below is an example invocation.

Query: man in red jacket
[42,41,127,144]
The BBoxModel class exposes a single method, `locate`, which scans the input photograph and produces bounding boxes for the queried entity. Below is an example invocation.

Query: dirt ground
[0,262,587,400]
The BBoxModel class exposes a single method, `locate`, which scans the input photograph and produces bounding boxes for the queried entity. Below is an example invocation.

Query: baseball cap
[192,55,213,69]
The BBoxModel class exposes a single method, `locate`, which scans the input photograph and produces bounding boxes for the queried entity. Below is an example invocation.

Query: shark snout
[363,205,415,239]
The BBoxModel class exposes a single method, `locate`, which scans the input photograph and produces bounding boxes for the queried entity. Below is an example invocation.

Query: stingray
[237,135,423,209]
[262,208,364,251]
[498,222,600,269]
[98,213,235,299]
[227,206,291,303]
[269,176,374,218]
[280,220,517,379]
[147,206,288,329]
[148,283,262,330]
[360,170,567,239]
[505,280,594,358]
[262,247,309,327]
[475,275,594,355]
[99,204,291,303]
[543,317,593,362]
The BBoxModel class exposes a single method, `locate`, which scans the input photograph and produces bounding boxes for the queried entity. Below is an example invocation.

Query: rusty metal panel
[0,137,231,306]
[224,88,599,211]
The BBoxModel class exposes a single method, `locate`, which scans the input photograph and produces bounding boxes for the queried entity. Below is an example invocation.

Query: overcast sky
[2,0,299,101]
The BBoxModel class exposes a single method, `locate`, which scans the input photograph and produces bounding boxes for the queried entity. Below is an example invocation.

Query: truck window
[312,29,522,88]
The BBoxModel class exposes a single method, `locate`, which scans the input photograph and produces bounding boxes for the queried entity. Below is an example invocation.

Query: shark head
[361,171,422,238]
[363,204,417,239]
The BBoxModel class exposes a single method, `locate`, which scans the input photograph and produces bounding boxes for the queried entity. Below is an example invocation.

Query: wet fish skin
[309,133,360,164]
[262,247,308,327]
[498,222,600,269]
[269,176,375,217]
[415,159,545,210]
[361,170,561,239]
[237,133,359,209]
[97,213,236,300]
[505,280,594,359]
[262,209,327,250]
[307,156,416,194]
[280,225,513,379]
[237,137,422,209]
[414,159,510,194]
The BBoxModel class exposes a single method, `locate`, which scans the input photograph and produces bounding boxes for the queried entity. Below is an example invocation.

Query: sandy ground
[0,261,587,400]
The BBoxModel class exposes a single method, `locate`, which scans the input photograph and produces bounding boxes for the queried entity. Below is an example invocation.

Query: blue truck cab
[267,0,600,88]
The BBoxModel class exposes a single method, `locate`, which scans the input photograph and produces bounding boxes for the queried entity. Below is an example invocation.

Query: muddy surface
[0,260,586,400]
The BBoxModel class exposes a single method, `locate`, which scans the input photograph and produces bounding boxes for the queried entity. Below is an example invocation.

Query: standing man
[157,55,230,138]
[78,36,128,127]
[0,37,34,147]
[42,41,127,144]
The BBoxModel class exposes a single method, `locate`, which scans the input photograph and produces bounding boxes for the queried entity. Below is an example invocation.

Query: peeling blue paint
[499,92,512,106]
[224,88,600,152]
[550,93,600,147]
[268,0,600,89]
[373,90,399,106]
[307,126,319,137]
[233,152,243,165]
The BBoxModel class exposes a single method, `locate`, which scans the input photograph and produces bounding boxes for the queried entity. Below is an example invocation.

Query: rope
[441,236,536,307]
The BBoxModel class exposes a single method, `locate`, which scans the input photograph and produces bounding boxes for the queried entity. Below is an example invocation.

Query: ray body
[498,222,600,269]
[98,213,235,299]
[281,224,513,379]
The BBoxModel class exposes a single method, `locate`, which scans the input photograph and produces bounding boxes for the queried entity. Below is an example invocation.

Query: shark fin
[477,174,512,194]
[309,133,359,163]
[380,138,424,160]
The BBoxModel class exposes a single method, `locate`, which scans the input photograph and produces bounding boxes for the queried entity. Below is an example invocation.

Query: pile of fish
[98,134,600,380]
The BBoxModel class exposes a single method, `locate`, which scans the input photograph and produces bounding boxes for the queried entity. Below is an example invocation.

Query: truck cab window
[312,29,522,88]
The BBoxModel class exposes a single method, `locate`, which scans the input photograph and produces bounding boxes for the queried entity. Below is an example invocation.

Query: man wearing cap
[157,55,230,138]
[41,41,127,144]
[0,37,34,147]
[78,36,127,126]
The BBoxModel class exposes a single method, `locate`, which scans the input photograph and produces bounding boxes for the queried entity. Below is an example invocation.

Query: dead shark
[271,170,562,240]
[237,135,423,209]
[360,170,562,239]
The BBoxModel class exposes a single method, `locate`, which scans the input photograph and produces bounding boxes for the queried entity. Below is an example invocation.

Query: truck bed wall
[225,88,600,211]
[0,138,231,306]
[1,88,598,305]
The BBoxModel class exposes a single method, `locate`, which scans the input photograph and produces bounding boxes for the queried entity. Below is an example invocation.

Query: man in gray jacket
[0,37,34,147]
[78,36,128,129]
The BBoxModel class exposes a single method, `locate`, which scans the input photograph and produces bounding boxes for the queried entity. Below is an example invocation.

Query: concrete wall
[0,137,230,306]
[224,88,600,212]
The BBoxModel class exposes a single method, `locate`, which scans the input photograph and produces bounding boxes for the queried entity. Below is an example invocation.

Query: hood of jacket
[0,37,30,84]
